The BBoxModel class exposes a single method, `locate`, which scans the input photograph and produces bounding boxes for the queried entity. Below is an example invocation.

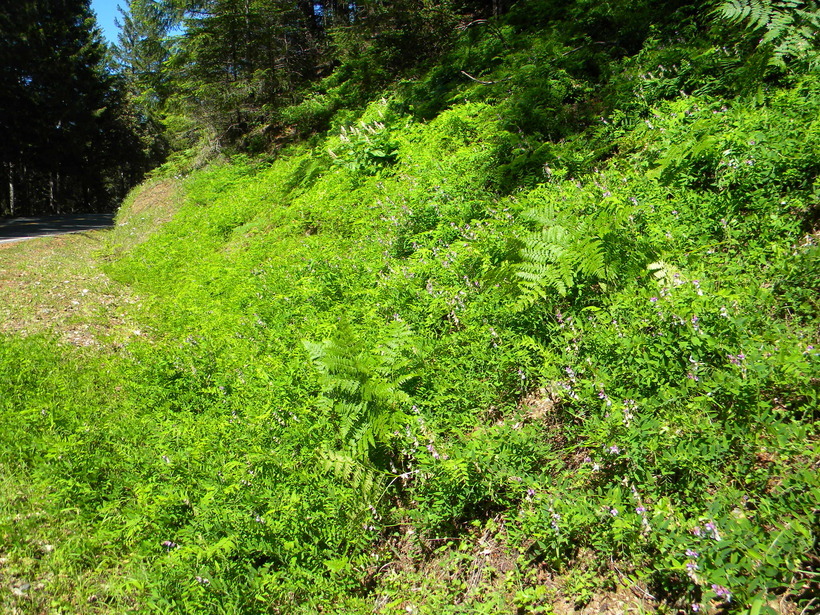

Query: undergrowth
[1,1,819,613]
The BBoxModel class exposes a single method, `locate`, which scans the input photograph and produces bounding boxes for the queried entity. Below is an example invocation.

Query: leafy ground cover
[1,2,819,613]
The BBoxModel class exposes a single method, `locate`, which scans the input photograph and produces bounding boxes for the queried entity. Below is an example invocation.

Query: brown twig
[612,561,657,602]
[456,18,508,47]
[460,70,512,85]
[457,19,489,31]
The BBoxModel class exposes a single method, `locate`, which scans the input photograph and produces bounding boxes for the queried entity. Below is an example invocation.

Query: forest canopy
[0,0,151,216]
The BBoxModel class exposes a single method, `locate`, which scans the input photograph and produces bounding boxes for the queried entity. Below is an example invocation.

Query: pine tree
[114,0,183,112]
[176,0,323,147]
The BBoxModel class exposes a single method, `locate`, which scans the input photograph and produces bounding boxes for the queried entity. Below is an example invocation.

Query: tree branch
[460,70,511,85]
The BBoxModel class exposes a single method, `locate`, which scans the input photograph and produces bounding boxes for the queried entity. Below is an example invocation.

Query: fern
[517,182,656,307]
[319,449,380,503]
[716,0,820,67]
[304,321,420,468]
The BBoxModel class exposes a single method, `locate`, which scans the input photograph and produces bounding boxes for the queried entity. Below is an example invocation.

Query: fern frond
[516,180,657,307]
[716,0,820,67]
[305,321,420,467]
[319,449,380,503]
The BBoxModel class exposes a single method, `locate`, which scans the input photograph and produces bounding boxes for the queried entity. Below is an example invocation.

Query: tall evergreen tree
[0,0,144,215]
[176,0,324,147]
[114,0,180,111]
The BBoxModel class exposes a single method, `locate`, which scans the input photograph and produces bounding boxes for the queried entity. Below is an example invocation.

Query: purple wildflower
[610,508,619,517]
[712,584,731,602]
[650,297,658,302]
[608,445,620,455]
[636,506,646,514]
[704,522,721,540]
[686,562,698,572]
[692,604,700,612]
[685,549,699,558]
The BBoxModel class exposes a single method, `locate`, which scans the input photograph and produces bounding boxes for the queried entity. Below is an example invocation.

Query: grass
[0,179,181,348]
[0,6,819,612]
[0,180,184,612]
[0,232,136,346]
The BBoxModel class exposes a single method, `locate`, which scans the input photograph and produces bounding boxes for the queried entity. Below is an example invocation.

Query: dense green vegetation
[2,0,820,612]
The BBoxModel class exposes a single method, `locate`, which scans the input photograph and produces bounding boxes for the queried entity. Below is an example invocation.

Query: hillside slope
[2,2,819,613]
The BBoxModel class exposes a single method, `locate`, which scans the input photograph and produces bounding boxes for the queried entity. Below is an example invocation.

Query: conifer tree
[0,0,144,215]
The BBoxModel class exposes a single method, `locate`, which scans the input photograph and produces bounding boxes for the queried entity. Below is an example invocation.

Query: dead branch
[460,70,512,85]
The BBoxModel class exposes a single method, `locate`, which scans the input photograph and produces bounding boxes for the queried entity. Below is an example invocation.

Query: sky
[90,0,123,44]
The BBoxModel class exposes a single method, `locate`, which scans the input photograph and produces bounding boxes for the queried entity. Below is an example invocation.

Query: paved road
[0,213,115,244]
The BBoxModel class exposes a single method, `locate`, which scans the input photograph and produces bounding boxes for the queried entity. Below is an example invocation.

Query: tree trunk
[7,162,15,217]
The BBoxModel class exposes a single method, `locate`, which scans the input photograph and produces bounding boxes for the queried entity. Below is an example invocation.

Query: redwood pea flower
[704,522,721,540]
[712,584,731,602]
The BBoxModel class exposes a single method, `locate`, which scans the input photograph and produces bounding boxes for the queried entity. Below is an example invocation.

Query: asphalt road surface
[0,214,115,244]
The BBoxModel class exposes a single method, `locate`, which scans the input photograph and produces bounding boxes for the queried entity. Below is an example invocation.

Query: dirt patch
[120,178,180,220]
[369,521,659,614]
[0,232,143,346]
